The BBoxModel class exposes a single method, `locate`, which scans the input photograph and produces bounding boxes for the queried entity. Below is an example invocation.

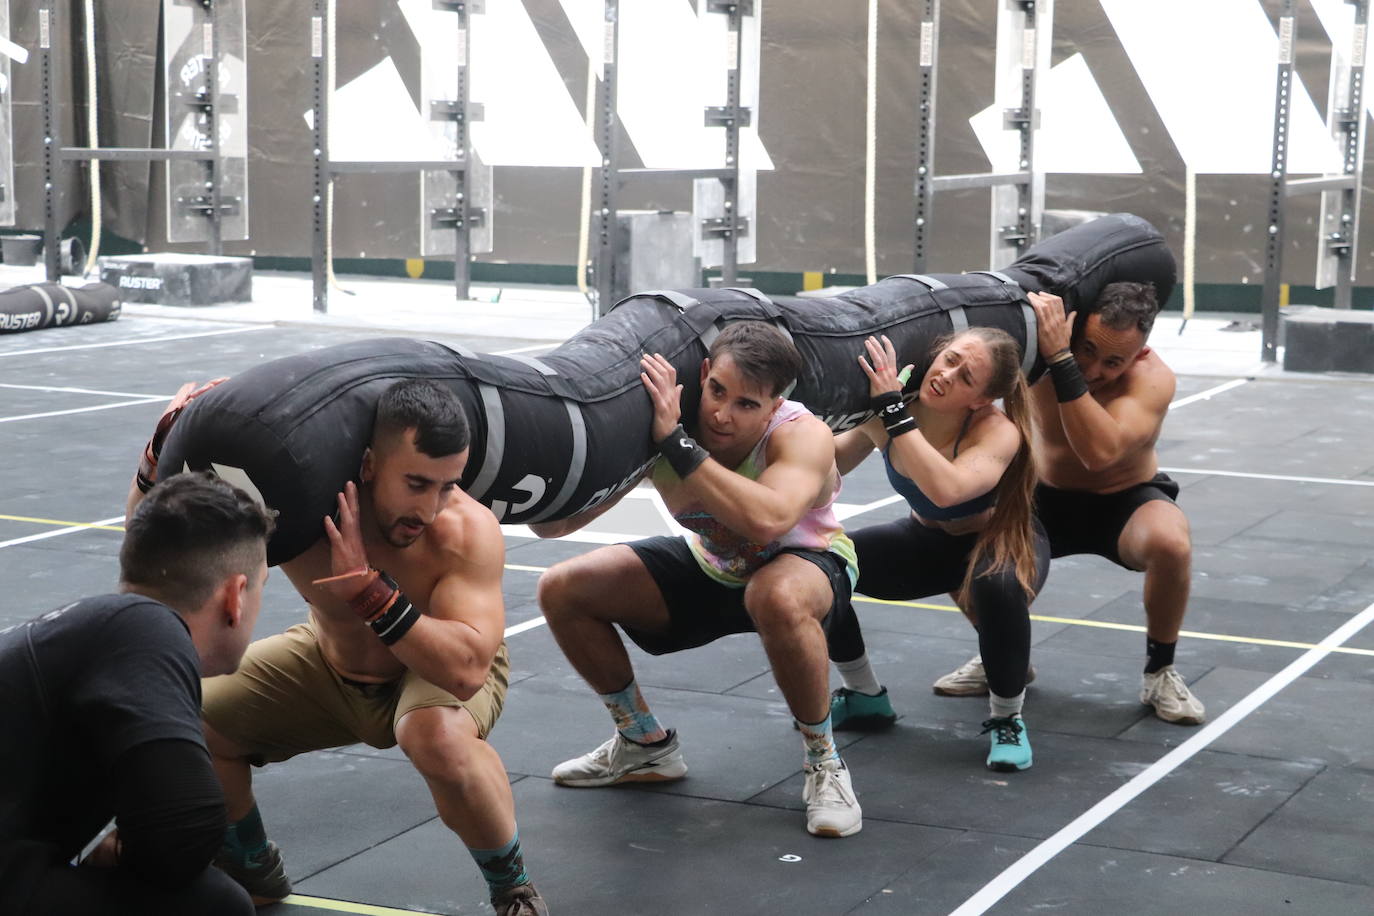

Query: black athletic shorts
[1035,472,1181,569]
[623,535,853,656]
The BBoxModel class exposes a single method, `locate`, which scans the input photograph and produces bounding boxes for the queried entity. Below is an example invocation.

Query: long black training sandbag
[0,282,121,334]
[159,212,1174,565]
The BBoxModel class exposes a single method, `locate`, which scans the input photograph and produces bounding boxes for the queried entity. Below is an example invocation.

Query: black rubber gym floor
[3,314,1371,915]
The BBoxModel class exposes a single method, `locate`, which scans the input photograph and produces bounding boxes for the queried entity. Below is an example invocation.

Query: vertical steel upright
[718,0,745,287]
[1261,1,1297,363]
[206,0,224,256]
[912,0,940,273]
[40,3,60,281]
[593,0,620,315]
[1315,0,1367,310]
[310,0,328,312]
[452,1,474,300]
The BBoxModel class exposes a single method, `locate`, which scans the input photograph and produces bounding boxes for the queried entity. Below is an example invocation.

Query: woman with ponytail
[826,329,1049,772]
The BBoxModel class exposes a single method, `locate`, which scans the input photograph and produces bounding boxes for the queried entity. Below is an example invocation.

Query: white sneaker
[1140,666,1206,725]
[802,758,862,838]
[552,730,688,787]
[933,654,1037,697]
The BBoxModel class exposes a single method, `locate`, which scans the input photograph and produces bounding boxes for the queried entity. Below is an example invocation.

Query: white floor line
[504,616,548,638]
[0,382,172,399]
[1160,466,1374,487]
[0,325,269,358]
[950,596,1374,916]
[0,397,167,424]
[0,516,125,550]
[1169,377,1248,410]
[834,493,905,521]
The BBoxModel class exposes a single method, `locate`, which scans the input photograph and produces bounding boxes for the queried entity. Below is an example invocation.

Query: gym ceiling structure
[2,2,1373,914]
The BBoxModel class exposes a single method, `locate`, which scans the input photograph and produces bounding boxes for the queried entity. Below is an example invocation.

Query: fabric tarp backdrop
[5,1,1366,288]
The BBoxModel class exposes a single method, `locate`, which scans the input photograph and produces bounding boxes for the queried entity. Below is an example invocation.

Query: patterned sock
[1145,637,1176,674]
[598,678,668,745]
[469,829,530,897]
[989,689,1025,719]
[797,713,840,767]
[835,654,883,696]
[222,804,269,865]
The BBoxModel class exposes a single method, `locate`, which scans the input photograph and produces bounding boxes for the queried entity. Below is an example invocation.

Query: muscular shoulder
[1117,347,1176,407]
[767,412,836,465]
[428,493,505,573]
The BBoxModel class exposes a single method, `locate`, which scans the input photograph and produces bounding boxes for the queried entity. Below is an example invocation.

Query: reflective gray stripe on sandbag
[967,271,1039,374]
[636,290,700,312]
[504,353,558,375]
[970,270,1020,287]
[524,400,589,523]
[30,284,54,324]
[889,274,948,290]
[947,306,969,333]
[465,383,505,502]
[725,287,777,311]
[1019,302,1038,375]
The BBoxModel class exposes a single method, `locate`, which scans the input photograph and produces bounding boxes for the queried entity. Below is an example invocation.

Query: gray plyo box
[1282,307,1374,373]
[613,210,698,302]
[98,253,252,306]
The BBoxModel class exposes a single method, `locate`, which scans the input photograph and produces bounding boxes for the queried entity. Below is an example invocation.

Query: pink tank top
[652,400,858,586]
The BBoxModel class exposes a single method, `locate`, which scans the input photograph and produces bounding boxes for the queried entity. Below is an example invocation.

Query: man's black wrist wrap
[657,423,709,478]
[368,571,420,646]
[1048,352,1089,403]
[871,391,917,438]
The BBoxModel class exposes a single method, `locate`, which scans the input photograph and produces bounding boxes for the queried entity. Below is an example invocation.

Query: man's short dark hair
[1095,282,1159,338]
[374,379,470,457]
[708,321,802,398]
[120,472,273,610]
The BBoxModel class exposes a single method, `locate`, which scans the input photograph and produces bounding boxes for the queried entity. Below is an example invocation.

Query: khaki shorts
[203,622,509,764]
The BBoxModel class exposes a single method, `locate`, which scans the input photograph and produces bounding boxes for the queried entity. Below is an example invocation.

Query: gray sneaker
[213,840,292,905]
[492,881,550,916]
[1141,665,1206,725]
[552,730,687,787]
[933,654,1037,697]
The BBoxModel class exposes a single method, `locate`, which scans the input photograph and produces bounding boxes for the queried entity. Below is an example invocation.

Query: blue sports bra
[882,413,997,521]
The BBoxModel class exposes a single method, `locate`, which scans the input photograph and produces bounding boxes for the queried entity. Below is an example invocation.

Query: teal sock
[796,713,840,767]
[598,678,667,745]
[222,805,269,865]
[469,829,530,896]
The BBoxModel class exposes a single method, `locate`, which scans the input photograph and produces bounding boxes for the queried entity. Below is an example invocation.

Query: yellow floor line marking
[281,894,444,916]
[850,596,1374,658]
[0,513,125,531]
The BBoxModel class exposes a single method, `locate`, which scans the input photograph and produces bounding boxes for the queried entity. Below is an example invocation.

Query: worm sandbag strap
[501,354,591,525]
[968,270,1039,375]
[891,273,969,334]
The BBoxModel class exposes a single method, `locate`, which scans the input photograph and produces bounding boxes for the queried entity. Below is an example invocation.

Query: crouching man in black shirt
[0,472,273,915]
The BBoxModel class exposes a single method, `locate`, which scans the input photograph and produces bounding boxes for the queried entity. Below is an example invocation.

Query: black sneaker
[213,840,292,905]
[492,881,550,916]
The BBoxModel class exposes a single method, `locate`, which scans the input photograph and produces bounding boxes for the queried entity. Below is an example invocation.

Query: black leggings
[833,516,1050,699]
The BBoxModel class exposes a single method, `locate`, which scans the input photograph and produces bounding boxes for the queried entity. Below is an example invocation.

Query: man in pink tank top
[533,321,864,839]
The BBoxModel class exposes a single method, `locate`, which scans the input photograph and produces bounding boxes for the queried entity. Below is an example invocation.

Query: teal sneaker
[981,715,1032,772]
[830,686,897,731]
